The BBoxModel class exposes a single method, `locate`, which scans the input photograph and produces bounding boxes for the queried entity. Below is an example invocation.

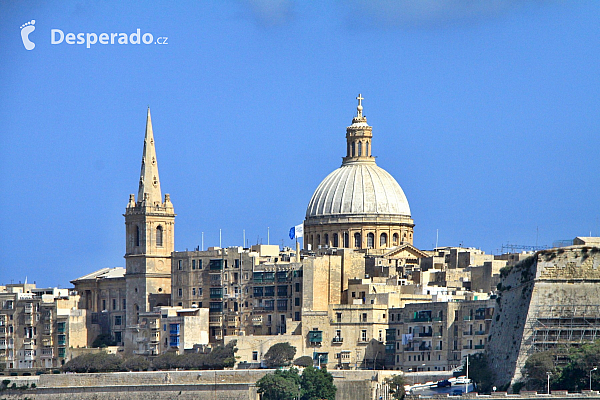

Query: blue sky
[1,1,599,287]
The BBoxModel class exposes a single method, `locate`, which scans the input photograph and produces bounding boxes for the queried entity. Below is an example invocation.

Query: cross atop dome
[356,93,364,118]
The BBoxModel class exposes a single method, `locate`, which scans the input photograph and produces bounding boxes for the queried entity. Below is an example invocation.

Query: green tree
[523,351,557,391]
[152,351,180,370]
[257,369,301,400]
[121,355,150,371]
[294,356,314,368]
[264,342,297,368]
[91,334,116,348]
[62,352,124,373]
[300,366,337,400]
[460,353,494,393]
[386,374,406,400]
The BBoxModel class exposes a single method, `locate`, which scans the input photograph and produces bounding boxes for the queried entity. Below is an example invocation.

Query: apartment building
[386,299,495,372]
[0,283,87,371]
[171,245,302,342]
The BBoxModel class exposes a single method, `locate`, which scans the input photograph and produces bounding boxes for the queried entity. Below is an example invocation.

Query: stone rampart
[487,247,600,389]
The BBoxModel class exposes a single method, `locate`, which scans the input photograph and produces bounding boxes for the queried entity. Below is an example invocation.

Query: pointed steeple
[137,107,162,206]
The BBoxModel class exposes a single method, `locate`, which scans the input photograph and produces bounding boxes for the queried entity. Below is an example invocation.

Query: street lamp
[590,367,597,390]
[547,372,552,394]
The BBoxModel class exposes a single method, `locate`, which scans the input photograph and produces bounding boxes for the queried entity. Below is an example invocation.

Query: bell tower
[124,108,175,328]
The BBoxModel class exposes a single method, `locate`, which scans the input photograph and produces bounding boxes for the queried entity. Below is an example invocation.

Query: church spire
[137,107,162,206]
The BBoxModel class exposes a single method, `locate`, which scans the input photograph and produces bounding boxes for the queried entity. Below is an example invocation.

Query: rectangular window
[192,259,196,269]
[277,285,288,297]
[264,286,275,297]
[361,330,367,342]
[192,288,196,296]
[114,316,122,326]
[178,260,182,270]
[252,351,258,361]
[235,259,240,268]
[112,299,116,310]
[198,259,203,269]
[295,282,300,292]
[199,288,203,296]
[178,288,182,297]
[102,300,106,311]
[336,312,342,323]
[277,299,288,311]
[295,297,300,307]
[294,312,300,321]
[122,299,126,310]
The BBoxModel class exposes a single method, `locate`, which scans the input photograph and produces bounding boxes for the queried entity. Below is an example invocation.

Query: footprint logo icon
[20,20,35,50]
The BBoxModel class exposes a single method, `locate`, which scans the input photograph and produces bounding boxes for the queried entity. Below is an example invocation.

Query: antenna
[201,232,204,251]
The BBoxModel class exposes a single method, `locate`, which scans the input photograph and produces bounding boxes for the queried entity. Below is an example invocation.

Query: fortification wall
[487,247,600,388]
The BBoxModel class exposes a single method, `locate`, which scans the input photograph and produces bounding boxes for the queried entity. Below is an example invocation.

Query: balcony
[251,316,263,326]
[463,344,473,350]
[475,344,485,349]
[463,316,473,321]
[474,330,486,336]
[209,316,222,326]
[435,345,443,350]
[332,337,343,344]
[475,315,486,320]
[418,332,433,337]
[406,317,431,323]
[40,349,53,359]
[24,305,33,314]
[209,259,224,271]
[227,317,239,328]
[385,343,395,354]
[57,323,66,333]
[386,329,396,342]
[308,330,322,344]
[418,344,432,351]
[463,331,473,336]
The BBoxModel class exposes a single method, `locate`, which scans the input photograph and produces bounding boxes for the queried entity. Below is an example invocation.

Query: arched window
[380,233,388,247]
[343,233,349,248]
[358,141,362,156]
[347,143,351,157]
[367,233,374,248]
[403,233,407,243]
[135,226,140,247]
[156,225,163,247]
[393,233,399,245]
[354,233,361,248]
[366,141,369,156]
[333,233,339,247]
[324,234,329,246]
[351,142,355,157]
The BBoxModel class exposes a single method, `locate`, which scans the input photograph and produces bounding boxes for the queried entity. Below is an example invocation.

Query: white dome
[306,161,411,219]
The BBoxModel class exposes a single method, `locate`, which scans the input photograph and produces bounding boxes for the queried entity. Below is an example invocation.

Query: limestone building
[124,108,175,329]
[304,95,414,251]
[0,283,87,371]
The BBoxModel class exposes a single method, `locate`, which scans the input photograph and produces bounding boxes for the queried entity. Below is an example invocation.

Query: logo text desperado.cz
[51,29,167,48]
